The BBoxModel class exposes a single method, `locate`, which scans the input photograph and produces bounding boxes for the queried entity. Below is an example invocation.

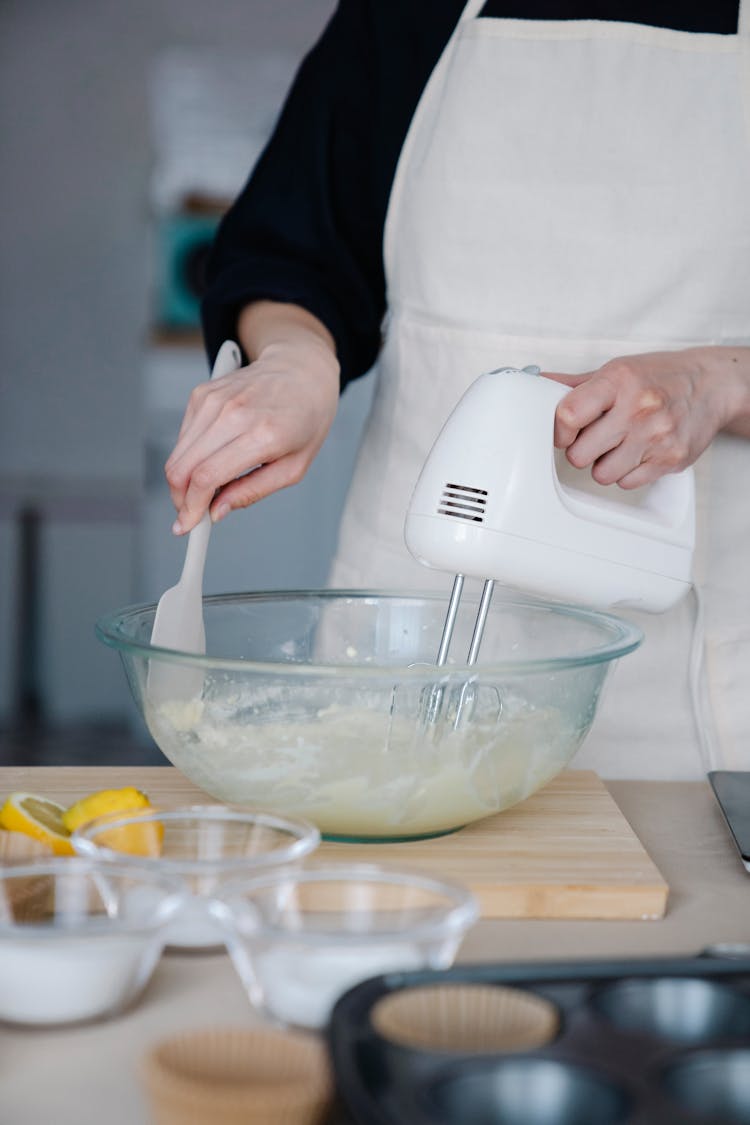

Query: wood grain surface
[0,766,668,920]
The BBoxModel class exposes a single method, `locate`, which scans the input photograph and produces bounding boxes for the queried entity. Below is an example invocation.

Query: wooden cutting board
[0,766,668,921]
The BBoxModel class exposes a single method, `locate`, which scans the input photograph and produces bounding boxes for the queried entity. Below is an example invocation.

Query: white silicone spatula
[147,339,242,705]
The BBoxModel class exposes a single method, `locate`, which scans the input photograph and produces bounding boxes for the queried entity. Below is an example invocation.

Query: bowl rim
[0,856,186,938]
[95,588,644,676]
[209,861,480,944]
[70,804,321,874]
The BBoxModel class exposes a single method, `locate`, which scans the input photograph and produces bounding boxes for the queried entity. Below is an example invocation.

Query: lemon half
[62,786,151,834]
[63,786,162,857]
[0,793,73,856]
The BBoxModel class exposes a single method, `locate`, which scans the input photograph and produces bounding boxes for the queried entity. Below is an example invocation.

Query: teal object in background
[155,211,222,328]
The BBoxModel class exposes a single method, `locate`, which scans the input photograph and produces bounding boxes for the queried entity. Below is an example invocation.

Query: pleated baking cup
[141,1026,334,1125]
[370,983,560,1053]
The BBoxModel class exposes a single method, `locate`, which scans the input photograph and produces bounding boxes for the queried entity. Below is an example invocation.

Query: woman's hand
[546,346,750,489]
[165,302,341,534]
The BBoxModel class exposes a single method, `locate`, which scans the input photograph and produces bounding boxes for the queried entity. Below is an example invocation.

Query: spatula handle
[177,340,241,580]
[179,511,212,586]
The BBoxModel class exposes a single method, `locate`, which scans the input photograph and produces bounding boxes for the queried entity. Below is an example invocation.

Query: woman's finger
[562,406,631,472]
[552,375,618,448]
[587,435,649,485]
[209,452,310,522]
[612,458,663,490]
[171,428,269,533]
[166,389,274,509]
[173,405,318,531]
[167,379,239,471]
[542,370,590,388]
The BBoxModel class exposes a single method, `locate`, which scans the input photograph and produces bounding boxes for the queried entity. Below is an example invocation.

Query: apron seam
[387,303,738,351]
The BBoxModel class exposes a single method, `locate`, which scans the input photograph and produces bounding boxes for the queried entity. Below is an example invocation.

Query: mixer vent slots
[438,483,488,522]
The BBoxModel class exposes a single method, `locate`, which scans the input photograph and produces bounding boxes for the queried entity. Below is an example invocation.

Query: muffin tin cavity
[590,976,750,1044]
[420,1057,631,1125]
[329,955,750,1125]
[661,1048,750,1124]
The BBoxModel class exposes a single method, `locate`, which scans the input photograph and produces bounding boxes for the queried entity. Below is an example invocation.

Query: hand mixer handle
[526,371,695,533]
[404,365,695,612]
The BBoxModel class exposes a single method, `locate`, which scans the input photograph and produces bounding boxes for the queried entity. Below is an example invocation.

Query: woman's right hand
[165,302,341,535]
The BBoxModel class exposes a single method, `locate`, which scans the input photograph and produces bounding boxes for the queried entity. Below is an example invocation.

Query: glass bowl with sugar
[0,857,184,1027]
[209,862,479,1031]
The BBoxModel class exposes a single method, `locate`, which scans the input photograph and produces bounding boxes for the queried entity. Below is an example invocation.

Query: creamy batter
[146,683,584,838]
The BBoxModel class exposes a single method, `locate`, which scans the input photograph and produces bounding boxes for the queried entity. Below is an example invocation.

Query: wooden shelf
[148,326,205,349]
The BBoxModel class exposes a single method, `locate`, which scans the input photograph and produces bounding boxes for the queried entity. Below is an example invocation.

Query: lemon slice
[0,793,73,856]
[62,786,151,834]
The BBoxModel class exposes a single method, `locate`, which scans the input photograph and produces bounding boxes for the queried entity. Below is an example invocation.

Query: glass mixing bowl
[96,590,642,841]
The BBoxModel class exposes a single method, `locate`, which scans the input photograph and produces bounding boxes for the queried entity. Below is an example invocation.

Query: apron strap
[461,0,488,19]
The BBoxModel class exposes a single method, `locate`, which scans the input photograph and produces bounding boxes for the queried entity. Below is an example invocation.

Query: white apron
[328,0,750,779]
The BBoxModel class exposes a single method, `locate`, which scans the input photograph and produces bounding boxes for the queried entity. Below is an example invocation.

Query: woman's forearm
[704,345,750,439]
[238,299,339,377]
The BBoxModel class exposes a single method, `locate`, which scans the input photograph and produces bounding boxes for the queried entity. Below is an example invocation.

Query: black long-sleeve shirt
[202,0,739,389]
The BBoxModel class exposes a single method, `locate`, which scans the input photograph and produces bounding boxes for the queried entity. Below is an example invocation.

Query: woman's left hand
[545,346,750,489]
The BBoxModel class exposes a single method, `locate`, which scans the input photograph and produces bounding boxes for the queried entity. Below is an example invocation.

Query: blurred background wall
[0,0,374,756]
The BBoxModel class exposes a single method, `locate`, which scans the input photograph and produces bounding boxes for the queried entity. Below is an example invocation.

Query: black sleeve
[201,0,462,389]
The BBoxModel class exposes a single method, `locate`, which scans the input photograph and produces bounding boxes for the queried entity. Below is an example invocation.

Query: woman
[165,0,750,779]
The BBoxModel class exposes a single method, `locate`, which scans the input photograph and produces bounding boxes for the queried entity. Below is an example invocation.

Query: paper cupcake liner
[142,1025,334,1125]
[371,982,560,1053]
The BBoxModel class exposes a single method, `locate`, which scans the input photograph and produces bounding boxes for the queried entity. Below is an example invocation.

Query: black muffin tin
[328,954,750,1124]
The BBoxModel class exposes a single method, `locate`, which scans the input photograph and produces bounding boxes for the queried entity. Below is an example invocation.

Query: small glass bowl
[0,857,184,1027]
[210,863,479,1030]
[71,805,320,952]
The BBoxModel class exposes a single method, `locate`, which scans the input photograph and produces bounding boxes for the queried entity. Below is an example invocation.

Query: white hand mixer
[404,365,695,722]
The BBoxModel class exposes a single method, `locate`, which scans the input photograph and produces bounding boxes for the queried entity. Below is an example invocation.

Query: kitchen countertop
[0,768,747,1125]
